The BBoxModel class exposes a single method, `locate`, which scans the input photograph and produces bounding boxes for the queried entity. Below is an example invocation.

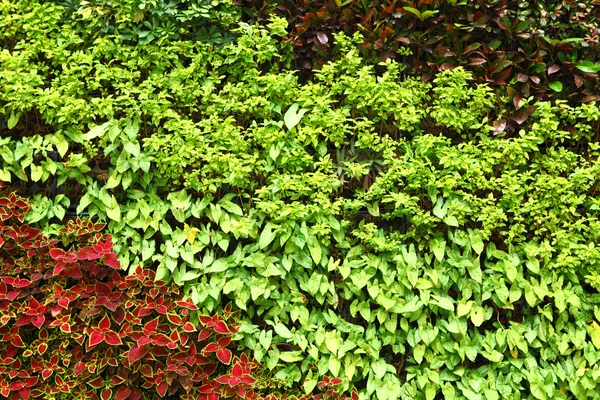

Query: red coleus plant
[0,191,354,400]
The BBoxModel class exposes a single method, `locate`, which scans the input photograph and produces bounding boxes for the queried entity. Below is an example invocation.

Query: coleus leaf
[49,248,66,260]
[101,388,112,400]
[88,332,105,347]
[98,315,111,331]
[88,377,105,389]
[216,347,233,365]
[156,382,168,397]
[143,317,160,335]
[214,320,232,334]
[128,345,148,364]
[198,327,213,341]
[105,332,122,346]
[203,343,219,354]
[115,386,132,400]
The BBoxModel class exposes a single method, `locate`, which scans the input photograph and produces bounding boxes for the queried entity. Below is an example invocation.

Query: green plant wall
[2,1,600,399]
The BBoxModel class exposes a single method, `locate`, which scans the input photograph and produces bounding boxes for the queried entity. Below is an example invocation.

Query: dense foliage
[240,0,600,110]
[2,0,600,399]
[0,188,351,400]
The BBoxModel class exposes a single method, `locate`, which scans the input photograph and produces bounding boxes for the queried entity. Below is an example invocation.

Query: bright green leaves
[283,103,308,130]
[259,223,276,250]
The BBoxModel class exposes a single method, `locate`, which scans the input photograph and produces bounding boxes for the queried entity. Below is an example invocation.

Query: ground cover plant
[0,187,351,399]
[2,0,600,399]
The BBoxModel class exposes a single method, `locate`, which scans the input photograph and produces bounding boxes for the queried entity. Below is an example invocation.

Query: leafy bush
[239,0,600,112]
[0,190,355,399]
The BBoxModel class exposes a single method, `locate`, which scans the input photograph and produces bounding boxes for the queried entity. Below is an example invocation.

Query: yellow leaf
[184,223,197,244]
[590,321,600,349]
[510,347,518,359]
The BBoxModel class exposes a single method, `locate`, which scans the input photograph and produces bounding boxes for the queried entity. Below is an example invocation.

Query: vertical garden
[2,0,600,399]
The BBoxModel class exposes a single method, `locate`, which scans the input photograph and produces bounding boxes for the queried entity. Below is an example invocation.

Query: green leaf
[219,200,243,216]
[124,141,141,157]
[279,351,304,363]
[325,331,339,356]
[106,203,121,222]
[308,240,322,265]
[589,321,600,349]
[284,103,308,130]
[7,113,19,129]
[432,295,454,312]
[444,215,459,227]
[413,344,425,364]
[105,173,121,189]
[432,198,447,219]
[77,193,94,215]
[303,373,317,394]
[575,61,600,73]
[371,358,388,380]
[457,301,472,317]
[56,136,69,157]
[328,356,341,376]
[430,237,446,261]
[86,121,110,140]
[273,322,293,339]
[504,259,518,282]
[403,6,421,18]
[0,168,10,182]
[470,306,485,327]
[259,223,276,249]
[30,165,43,182]
[548,81,562,92]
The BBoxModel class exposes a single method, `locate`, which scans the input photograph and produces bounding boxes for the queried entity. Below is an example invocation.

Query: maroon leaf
[98,315,111,331]
[198,327,212,341]
[511,106,537,125]
[49,248,66,260]
[529,75,540,84]
[232,363,243,378]
[548,64,560,74]
[19,388,31,400]
[88,377,105,389]
[182,322,196,332]
[214,320,231,334]
[316,32,328,45]
[128,345,148,364]
[217,347,232,365]
[166,313,182,325]
[101,388,112,400]
[31,315,45,329]
[105,332,122,346]
[513,93,523,109]
[143,317,160,335]
[115,386,131,400]
[203,343,219,354]
[467,58,487,66]
[152,333,172,346]
[74,361,85,375]
[517,73,529,82]
[218,336,232,347]
[88,332,105,347]
[156,382,168,397]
